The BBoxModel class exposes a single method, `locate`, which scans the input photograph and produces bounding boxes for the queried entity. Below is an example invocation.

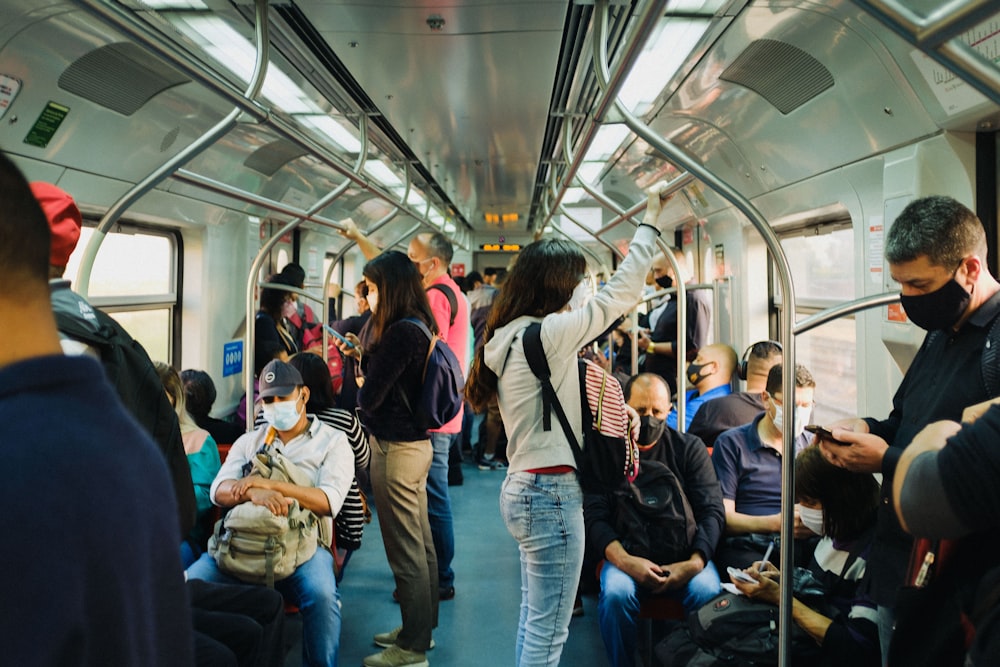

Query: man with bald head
[584,373,724,667]
[666,343,737,431]
[637,248,712,395]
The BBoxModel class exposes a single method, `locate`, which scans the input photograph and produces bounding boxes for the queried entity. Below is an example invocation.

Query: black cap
[259,359,303,398]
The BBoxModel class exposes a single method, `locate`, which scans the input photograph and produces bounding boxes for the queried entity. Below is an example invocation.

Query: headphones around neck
[738,340,783,381]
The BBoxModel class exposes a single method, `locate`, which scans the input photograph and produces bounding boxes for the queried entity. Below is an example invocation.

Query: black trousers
[188,578,286,667]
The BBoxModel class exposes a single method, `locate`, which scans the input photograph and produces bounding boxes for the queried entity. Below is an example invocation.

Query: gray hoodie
[482,226,659,472]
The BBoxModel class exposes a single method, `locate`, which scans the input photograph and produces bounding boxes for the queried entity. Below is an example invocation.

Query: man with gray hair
[816,195,1000,664]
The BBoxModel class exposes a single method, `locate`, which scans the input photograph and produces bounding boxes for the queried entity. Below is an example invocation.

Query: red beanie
[30,182,82,268]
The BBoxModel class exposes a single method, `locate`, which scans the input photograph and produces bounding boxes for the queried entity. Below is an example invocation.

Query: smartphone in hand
[804,424,849,445]
[323,324,355,349]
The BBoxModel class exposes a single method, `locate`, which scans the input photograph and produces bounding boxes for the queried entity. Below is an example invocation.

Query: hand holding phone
[727,566,756,584]
[804,424,849,445]
[323,324,355,349]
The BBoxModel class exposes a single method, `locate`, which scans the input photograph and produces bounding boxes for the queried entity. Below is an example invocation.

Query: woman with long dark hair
[465,183,670,667]
[336,250,439,667]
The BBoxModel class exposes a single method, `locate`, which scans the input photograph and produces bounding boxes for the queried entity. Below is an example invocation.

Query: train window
[774,224,858,423]
[63,225,179,363]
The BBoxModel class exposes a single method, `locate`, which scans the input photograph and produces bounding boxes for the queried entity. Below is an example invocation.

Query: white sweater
[482,226,659,472]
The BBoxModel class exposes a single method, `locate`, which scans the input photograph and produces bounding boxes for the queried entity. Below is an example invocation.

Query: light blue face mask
[262,393,302,431]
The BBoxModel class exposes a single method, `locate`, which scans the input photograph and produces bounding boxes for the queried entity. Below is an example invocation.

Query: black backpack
[614,459,697,564]
[54,299,197,540]
[522,322,638,494]
[396,318,465,430]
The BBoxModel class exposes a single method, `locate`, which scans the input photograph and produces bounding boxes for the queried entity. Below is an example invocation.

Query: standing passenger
[0,152,193,664]
[407,231,470,598]
[637,247,712,396]
[465,182,672,667]
[816,196,1000,664]
[336,251,440,667]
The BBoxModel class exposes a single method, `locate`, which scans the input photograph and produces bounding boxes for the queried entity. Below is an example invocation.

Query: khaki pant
[370,436,439,651]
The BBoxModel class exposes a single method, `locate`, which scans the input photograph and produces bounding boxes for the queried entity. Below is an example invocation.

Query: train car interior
[3,0,1000,664]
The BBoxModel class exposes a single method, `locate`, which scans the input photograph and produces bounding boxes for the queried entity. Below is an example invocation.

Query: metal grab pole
[794,292,901,336]
[76,0,271,298]
[591,2,798,663]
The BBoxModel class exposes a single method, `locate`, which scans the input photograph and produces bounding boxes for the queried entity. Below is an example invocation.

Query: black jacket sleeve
[672,430,725,561]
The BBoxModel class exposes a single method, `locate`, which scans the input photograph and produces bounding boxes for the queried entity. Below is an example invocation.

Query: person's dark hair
[280,262,306,287]
[453,276,466,292]
[355,280,368,298]
[796,445,879,541]
[886,196,987,268]
[465,271,484,286]
[288,353,336,412]
[260,272,295,320]
[749,340,783,361]
[180,369,217,420]
[363,250,436,345]
[0,152,51,296]
[466,238,586,410]
[623,373,670,404]
[483,267,498,278]
[765,362,815,395]
[426,232,454,264]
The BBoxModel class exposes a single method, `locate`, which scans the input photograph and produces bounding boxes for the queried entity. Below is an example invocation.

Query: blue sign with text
[223,341,243,377]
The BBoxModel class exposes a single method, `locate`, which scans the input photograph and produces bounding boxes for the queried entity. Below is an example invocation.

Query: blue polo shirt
[667,384,732,431]
[712,414,809,515]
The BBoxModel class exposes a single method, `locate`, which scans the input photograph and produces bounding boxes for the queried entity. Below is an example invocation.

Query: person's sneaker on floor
[374,626,435,649]
[363,644,428,667]
[478,455,507,470]
[572,592,584,617]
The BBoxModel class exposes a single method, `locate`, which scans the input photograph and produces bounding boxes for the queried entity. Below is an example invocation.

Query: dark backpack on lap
[614,459,696,564]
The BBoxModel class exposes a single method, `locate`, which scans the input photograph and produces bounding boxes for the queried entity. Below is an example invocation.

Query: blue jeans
[597,560,721,667]
[501,471,585,667]
[186,549,340,667]
[428,432,457,589]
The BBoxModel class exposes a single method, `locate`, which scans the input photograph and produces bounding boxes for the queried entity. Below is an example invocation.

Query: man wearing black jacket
[584,373,725,667]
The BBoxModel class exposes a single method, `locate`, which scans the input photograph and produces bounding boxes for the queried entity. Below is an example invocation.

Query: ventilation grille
[720,39,834,115]
[245,140,310,177]
[59,43,189,116]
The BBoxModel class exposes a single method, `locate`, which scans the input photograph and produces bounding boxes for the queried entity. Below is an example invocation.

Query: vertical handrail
[76,0,271,298]
[591,1,798,662]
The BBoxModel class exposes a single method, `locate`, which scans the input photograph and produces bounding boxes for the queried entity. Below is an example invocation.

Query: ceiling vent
[58,42,189,116]
[245,140,310,177]
[720,39,834,115]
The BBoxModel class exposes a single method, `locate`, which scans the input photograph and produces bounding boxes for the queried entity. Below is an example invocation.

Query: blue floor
[323,459,611,667]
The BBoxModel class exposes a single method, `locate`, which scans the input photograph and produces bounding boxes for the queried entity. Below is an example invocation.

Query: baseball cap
[259,359,304,398]
[30,182,83,268]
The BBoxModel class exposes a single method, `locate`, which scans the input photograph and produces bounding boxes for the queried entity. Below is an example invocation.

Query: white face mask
[367,290,378,313]
[772,401,811,438]
[567,279,592,311]
[262,394,302,431]
[797,504,825,536]
[281,300,297,320]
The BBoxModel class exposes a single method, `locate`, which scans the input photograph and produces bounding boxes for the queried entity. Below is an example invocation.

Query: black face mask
[899,279,971,331]
[655,275,673,289]
[638,415,666,446]
[686,361,713,386]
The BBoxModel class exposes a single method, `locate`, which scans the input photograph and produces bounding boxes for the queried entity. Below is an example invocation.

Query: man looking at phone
[817,196,1000,664]
[584,373,725,667]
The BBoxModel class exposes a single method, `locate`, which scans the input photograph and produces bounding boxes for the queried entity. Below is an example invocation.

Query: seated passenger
[688,340,783,447]
[156,362,222,567]
[584,373,725,667]
[666,343,737,431]
[186,359,355,667]
[181,368,245,446]
[729,445,880,667]
[711,363,815,574]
